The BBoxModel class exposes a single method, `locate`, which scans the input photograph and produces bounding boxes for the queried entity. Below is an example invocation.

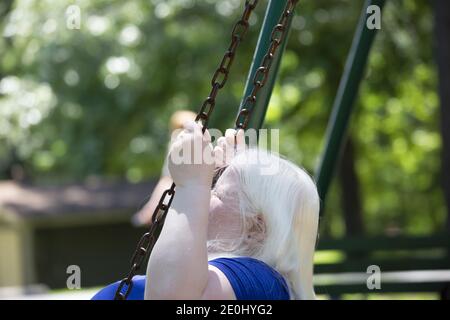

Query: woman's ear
[244,213,266,244]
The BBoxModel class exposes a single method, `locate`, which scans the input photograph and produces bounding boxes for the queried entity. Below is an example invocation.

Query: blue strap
[91,257,289,300]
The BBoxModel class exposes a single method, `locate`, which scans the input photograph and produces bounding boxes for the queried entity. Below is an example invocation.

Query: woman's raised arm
[145,121,215,299]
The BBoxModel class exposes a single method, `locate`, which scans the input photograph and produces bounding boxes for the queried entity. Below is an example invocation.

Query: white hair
[207,148,320,300]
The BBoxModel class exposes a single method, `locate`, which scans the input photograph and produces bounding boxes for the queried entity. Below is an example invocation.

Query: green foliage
[0,0,446,234]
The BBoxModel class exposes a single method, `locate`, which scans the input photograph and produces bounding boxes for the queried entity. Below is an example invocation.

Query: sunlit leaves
[0,0,445,234]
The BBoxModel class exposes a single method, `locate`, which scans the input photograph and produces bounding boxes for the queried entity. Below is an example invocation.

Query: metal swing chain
[114,0,259,300]
[236,0,298,130]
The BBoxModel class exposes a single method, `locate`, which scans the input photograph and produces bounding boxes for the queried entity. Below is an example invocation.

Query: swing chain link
[114,0,260,300]
[197,0,260,128]
[236,0,298,130]
[115,183,175,300]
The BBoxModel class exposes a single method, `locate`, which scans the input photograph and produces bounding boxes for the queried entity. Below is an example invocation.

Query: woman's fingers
[178,124,245,169]
[217,136,227,149]
[225,129,236,146]
[193,121,204,138]
[217,128,247,156]
[235,129,245,152]
[182,120,212,144]
[202,126,212,143]
[183,120,196,132]
[224,128,245,152]
[170,138,184,156]
[214,146,225,168]
[235,129,245,145]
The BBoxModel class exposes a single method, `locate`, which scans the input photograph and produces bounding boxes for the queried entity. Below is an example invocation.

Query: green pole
[315,0,386,207]
[238,0,294,130]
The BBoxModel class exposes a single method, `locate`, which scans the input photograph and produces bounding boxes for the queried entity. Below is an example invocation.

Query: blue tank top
[91,257,290,300]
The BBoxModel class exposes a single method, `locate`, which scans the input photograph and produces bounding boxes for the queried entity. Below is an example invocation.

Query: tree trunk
[338,136,364,235]
[433,0,450,231]
[0,1,20,180]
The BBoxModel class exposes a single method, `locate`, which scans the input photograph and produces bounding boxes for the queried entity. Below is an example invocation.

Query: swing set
[112,0,450,299]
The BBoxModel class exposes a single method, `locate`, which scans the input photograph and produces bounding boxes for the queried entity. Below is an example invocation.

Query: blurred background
[0,0,449,299]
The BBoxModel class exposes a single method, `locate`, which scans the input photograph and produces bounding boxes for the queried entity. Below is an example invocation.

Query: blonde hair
[208,149,320,300]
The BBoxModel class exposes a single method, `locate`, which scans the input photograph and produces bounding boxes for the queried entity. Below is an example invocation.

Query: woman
[92,121,320,300]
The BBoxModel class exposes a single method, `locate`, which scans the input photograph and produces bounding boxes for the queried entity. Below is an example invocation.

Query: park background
[0,0,449,299]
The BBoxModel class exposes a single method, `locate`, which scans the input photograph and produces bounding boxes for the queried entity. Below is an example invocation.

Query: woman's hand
[214,128,245,168]
[168,120,215,188]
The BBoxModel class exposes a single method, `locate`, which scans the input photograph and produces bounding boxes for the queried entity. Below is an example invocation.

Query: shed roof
[0,179,156,221]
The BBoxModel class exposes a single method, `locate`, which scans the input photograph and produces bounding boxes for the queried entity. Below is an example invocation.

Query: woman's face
[208,167,242,241]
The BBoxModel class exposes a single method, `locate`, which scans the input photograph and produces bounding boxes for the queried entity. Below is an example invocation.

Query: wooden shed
[0,179,155,290]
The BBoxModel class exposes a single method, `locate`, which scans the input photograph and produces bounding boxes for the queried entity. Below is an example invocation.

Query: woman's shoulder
[208,256,290,300]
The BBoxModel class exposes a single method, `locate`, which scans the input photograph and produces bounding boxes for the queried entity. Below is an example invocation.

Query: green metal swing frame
[240,0,385,211]
[243,1,450,299]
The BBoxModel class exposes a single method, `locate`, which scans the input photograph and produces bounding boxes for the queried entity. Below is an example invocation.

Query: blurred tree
[339,137,364,235]
[0,0,21,180]
[0,0,447,236]
[433,0,450,231]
